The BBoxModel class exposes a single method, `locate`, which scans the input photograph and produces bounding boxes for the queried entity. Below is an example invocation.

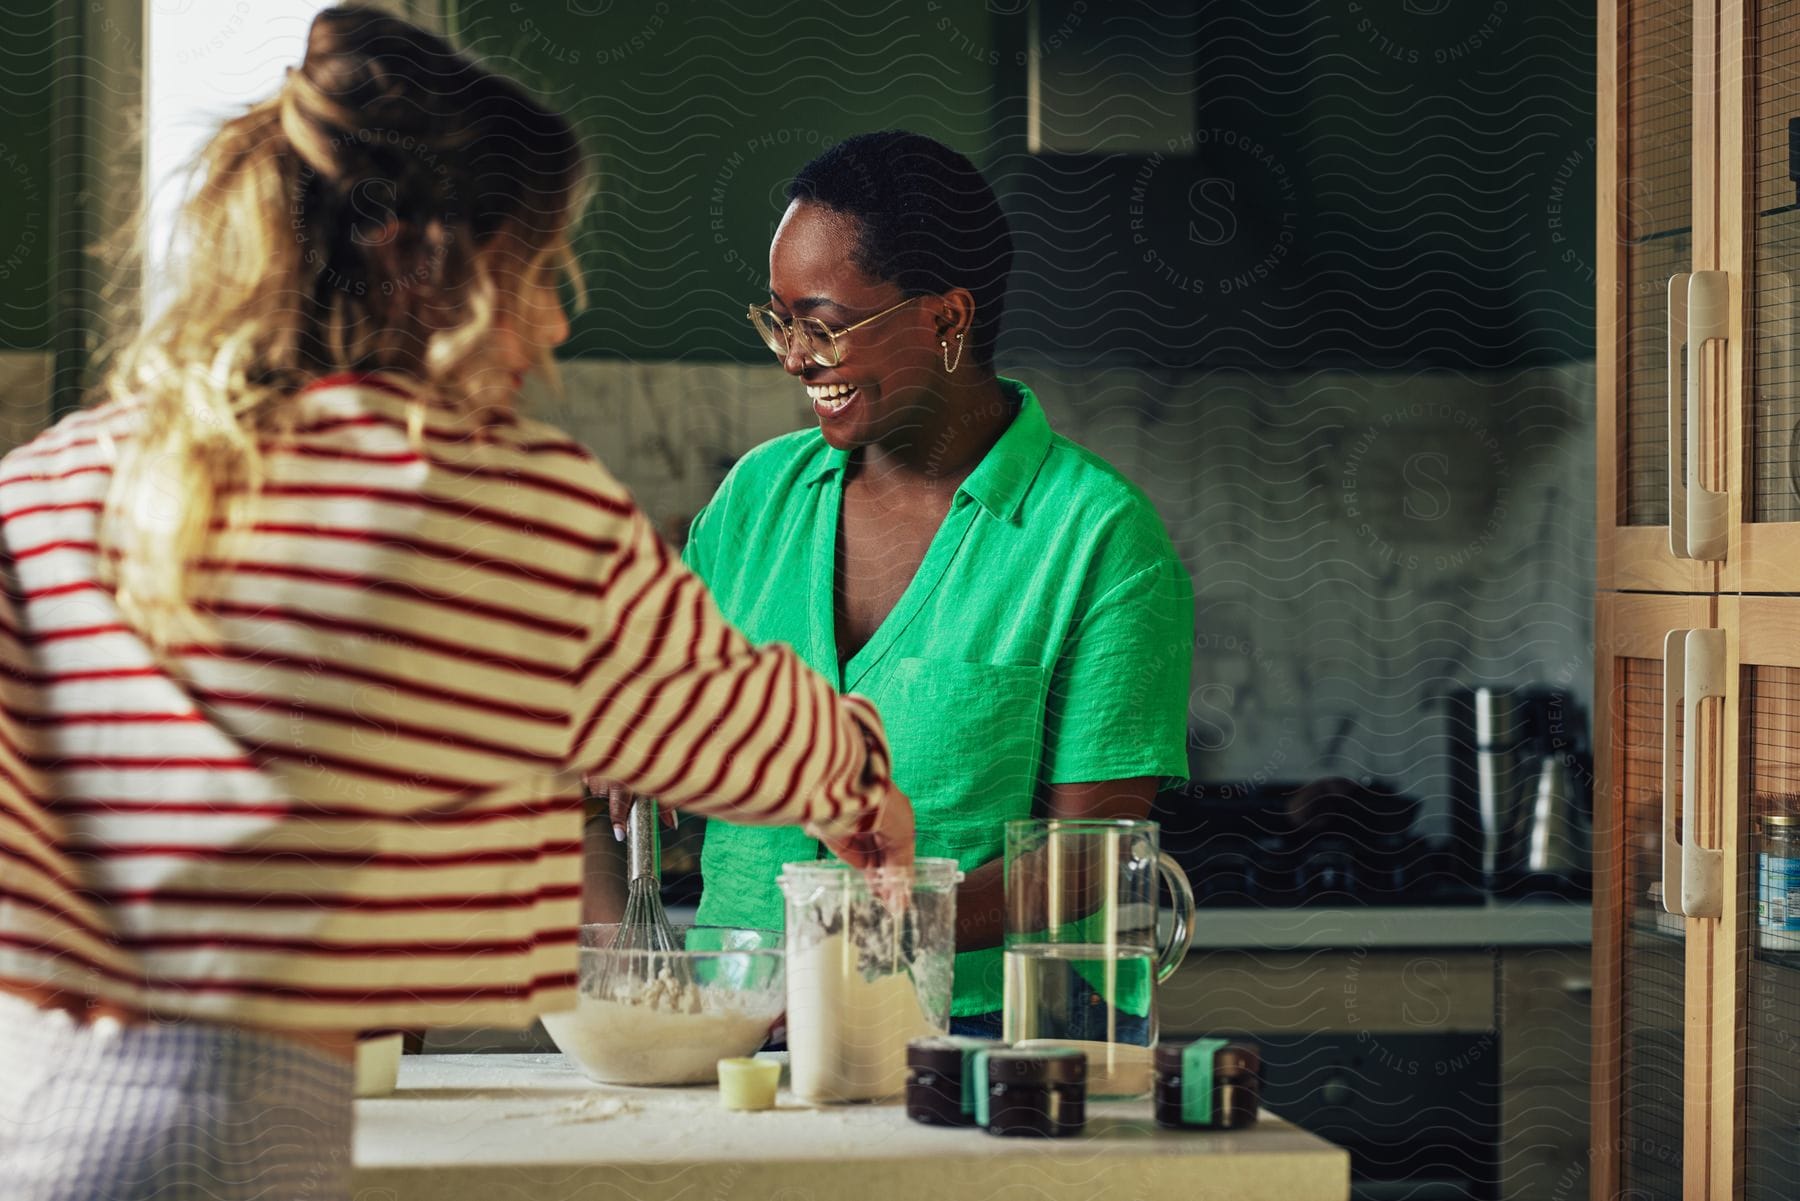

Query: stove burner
[1154,780,1485,908]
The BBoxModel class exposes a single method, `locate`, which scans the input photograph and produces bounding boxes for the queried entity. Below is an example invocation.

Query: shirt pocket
[878,657,1047,839]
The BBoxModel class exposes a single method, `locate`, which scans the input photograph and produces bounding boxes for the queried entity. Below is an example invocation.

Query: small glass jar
[1757,814,1800,952]
[980,1046,1086,1138]
[777,859,963,1103]
[905,1036,1000,1127]
[1153,1040,1260,1129]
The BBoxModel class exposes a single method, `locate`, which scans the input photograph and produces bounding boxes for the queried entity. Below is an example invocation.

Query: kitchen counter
[354,1053,1350,1201]
[1183,900,1592,950]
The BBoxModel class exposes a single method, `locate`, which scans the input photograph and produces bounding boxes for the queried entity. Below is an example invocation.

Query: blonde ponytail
[94,5,587,649]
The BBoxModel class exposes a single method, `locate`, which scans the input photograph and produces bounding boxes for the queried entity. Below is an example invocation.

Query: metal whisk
[596,798,693,1000]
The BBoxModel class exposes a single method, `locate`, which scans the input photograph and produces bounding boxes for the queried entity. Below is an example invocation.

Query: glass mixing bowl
[540,924,784,1086]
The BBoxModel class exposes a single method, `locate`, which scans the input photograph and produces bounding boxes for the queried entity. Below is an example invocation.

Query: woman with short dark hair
[609,130,1195,1033]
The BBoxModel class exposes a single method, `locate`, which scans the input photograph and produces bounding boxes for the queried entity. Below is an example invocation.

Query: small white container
[354,1033,404,1097]
[717,1057,781,1110]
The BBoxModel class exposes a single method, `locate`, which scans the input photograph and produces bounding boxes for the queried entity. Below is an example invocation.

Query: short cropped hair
[786,130,1013,367]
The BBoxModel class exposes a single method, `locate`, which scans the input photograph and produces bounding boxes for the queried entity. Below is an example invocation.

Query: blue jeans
[950,1011,1005,1039]
[952,975,1152,1044]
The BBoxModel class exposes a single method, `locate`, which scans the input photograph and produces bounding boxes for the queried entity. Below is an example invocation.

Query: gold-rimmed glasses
[746,295,924,368]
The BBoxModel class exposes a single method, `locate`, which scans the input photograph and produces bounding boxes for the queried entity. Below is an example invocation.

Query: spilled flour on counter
[553,1095,641,1123]
[501,1095,645,1123]
[786,931,939,1102]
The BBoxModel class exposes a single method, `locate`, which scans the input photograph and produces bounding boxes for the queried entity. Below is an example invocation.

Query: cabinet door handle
[1680,628,1725,918]
[1772,272,1797,507]
[1667,274,1690,558]
[1685,271,1730,561]
[1661,629,1687,915]
[1662,627,1726,919]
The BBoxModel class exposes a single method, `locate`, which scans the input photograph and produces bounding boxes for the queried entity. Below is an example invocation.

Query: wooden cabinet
[1597,0,1715,594]
[1595,403,1800,1198]
[1160,949,1495,1035]
[1596,6,1800,1192]
[1599,0,1800,595]
[1718,598,1800,1197]
[1720,4,1800,592]
[1502,1080,1591,1201]
[1500,947,1594,1201]
[1593,594,1712,1199]
[1166,945,1591,1199]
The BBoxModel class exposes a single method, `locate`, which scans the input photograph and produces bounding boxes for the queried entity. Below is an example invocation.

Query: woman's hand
[587,774,916,884]
[586,778,677,842]
[810,780,916,876]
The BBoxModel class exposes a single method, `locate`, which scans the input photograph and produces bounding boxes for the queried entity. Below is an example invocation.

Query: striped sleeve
[567,502,892,839]
[0,554,130,999]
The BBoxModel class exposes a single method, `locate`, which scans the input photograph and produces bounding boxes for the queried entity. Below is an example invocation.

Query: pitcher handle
[1154,851,1196,983]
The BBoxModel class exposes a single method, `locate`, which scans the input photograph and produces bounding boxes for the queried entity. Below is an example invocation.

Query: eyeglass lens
[754,310,837,366]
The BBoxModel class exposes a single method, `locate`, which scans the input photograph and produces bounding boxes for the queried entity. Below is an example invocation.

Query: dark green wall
[0,2,1597,372]
[449,0,999,363]
[451,0,1597,373]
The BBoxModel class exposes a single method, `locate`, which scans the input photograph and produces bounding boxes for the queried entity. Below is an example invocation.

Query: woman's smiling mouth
[806,381,861,417]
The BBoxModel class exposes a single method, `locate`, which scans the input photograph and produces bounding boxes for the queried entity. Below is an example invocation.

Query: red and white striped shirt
[0,373,891,1029]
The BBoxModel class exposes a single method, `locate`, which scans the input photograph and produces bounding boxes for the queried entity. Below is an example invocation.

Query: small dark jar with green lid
[1153,1040,1261,1129]
[980,1046,1087,1138]
[905,1036,1000,1127]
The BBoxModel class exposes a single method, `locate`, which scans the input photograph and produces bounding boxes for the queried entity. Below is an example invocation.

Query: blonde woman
[0,7,911,1198]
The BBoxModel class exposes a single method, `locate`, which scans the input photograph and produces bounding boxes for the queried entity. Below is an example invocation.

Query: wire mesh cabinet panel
[1722,2,1800,590]
[1593,593,1718,1201]
[1600,0,1721,593]
[1719,598,1800,1200]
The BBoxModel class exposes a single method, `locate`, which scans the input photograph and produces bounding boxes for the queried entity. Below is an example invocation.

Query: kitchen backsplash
[0,352,1595,823]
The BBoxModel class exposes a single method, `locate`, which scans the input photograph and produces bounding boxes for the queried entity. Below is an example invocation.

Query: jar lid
[777,857,963,893]
[985,1046,1087,1086]
[1761,814,1800,828]
[907,1036,999,1073]
[1155,1040,1261,1079]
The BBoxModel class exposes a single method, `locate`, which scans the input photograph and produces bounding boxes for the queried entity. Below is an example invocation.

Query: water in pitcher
[1002,942,1157,1098]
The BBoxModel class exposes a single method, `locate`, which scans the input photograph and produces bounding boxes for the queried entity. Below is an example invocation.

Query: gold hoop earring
[941,332,965,374]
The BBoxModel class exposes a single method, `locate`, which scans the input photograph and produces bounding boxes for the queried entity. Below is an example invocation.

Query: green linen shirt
[686,377,1194,1016]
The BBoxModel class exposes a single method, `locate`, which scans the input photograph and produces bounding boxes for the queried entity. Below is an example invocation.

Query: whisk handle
[626,797,660,883]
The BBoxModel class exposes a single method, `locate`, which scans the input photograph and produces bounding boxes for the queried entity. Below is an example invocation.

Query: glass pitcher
[1002,818,1196,1098]
[777,858,962,1103]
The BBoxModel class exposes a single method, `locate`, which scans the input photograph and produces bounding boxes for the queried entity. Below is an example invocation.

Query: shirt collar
[802,377,1052,523]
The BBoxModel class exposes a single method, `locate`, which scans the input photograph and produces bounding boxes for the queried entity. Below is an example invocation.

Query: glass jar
[979,1046,1087,1138]
[1153,1039,1261,1129]
[905,1036,1001,1127]
[777,858,962,1103]
[1757,814,1800,952]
